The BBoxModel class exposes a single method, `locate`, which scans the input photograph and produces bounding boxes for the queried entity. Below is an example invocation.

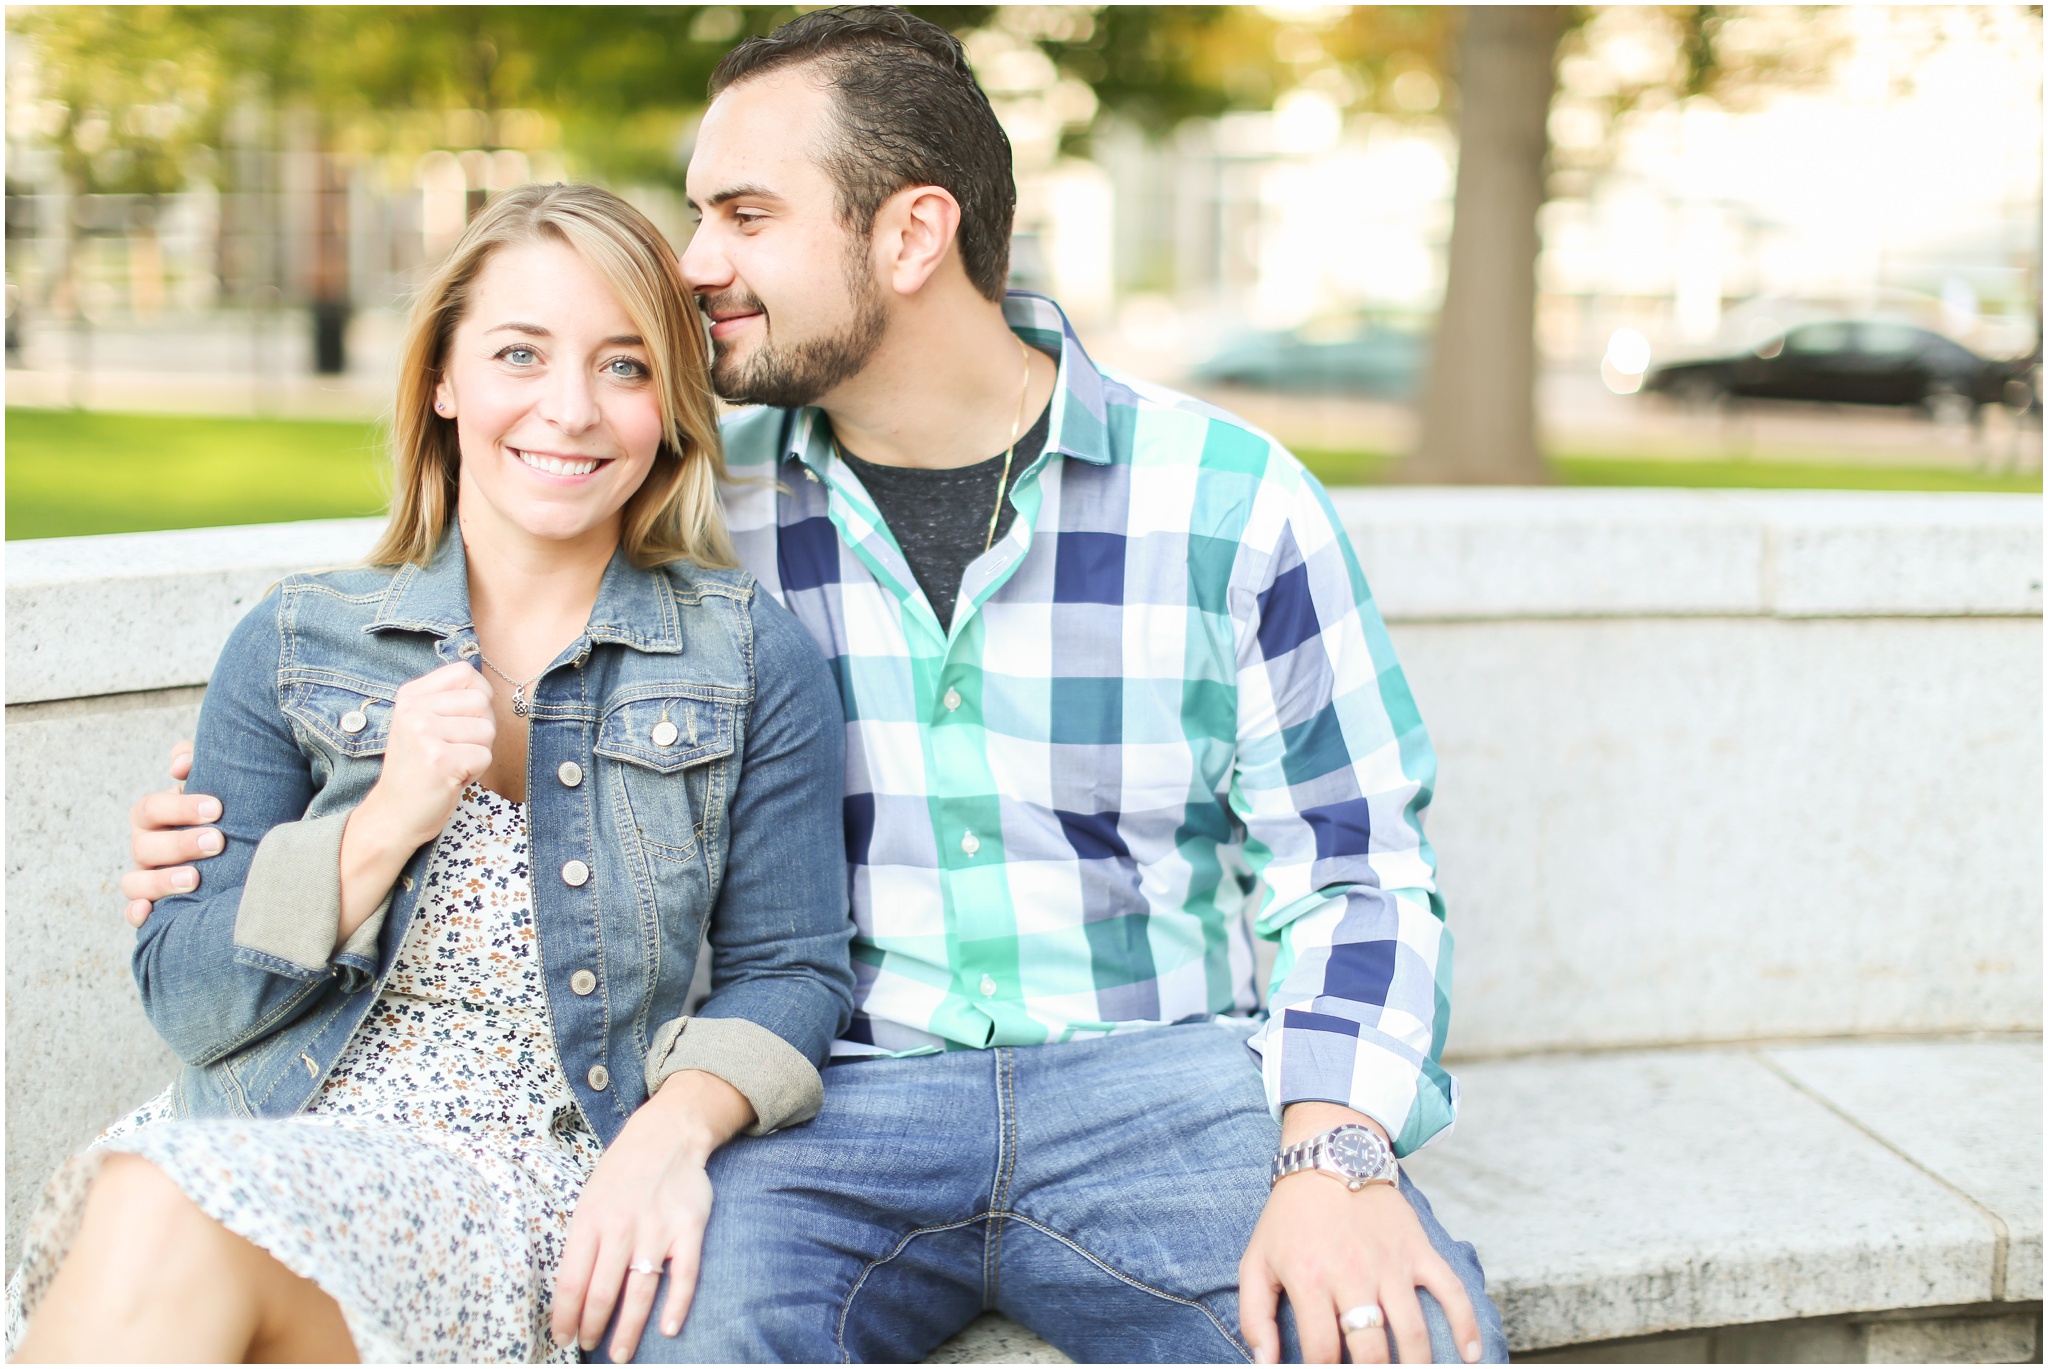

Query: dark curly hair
[709,6,1016,302]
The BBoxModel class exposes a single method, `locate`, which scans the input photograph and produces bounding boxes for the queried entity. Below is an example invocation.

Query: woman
[8,184,854,1363]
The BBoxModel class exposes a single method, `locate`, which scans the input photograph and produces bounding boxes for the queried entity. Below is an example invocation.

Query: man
[123,8,1506,1364]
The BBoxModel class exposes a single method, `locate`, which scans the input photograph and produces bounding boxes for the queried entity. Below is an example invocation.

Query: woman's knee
[75,1154,235,1293]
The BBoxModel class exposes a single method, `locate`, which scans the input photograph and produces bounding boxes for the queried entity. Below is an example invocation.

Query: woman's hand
[336,663,495,943]
[356,663,496,849]
[553,1070,756,1362]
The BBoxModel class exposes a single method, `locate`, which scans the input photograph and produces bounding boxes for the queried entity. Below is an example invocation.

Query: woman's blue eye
[606,358,649,379]
[502,346,537,365]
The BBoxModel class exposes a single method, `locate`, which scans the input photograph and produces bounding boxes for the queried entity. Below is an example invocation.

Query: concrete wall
[7,492,2040,1262]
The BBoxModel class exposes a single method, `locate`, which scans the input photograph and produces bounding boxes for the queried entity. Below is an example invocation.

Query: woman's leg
[15,1153,357,1364]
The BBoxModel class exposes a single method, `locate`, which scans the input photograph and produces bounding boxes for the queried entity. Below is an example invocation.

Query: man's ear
[877,184,963,297]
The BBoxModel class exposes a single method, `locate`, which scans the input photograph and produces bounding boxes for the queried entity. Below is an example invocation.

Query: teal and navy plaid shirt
[721,293,1457,1154]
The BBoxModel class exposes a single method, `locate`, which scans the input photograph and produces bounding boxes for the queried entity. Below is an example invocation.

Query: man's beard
[704,255,887,409]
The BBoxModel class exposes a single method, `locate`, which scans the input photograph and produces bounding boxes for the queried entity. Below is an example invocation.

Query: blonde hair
[369,183,734,570]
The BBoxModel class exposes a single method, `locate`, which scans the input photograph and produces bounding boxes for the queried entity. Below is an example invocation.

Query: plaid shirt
[721,293,1457,1154]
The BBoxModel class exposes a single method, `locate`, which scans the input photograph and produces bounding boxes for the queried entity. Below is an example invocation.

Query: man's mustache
[698,291,766,329]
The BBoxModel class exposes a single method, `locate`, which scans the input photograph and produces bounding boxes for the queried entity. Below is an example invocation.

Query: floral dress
[6,785,604,1363]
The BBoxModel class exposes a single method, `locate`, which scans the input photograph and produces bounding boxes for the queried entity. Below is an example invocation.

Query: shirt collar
[781,290,1114,470]
[370,526,682,654]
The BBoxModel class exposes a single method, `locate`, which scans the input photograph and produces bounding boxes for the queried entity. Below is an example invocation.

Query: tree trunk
[1402,6,1564,484]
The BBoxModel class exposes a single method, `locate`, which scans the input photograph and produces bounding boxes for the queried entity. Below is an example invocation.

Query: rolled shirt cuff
[230,810,390,989]
[644,1015,825,1135]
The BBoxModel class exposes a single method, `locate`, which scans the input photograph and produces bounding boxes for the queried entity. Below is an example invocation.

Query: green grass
[6,408,390,540]
[6,410,2038,541]
[1293,448,2043,495]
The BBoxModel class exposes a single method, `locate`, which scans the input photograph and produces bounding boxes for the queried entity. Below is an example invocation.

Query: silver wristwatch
[1271,1123,1399,1191]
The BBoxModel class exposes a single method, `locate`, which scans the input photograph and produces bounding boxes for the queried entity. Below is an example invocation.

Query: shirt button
[943,688,962,711]
[557,761,583,788]
[587,1064,610,1092]
[570,969,597,996]
[561,859,591,887]
[651,720,679,748]
[960,830,980,856]
[979,974,998,998]
[339,709,367,734]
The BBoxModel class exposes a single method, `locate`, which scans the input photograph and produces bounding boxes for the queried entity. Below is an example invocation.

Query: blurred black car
[1191,315,1429,398]
[1643,320,2036,420]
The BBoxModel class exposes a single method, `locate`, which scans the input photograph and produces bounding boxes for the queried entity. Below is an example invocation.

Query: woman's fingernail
[198,797,222,821]
[173,869,197,891]
[663,1321,680,1337]
[197,830,224,855]
[1465,1338,1483,1361]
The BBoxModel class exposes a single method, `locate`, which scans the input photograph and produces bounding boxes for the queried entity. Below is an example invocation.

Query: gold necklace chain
[828,335,1035,555]
[983,335,1034,554]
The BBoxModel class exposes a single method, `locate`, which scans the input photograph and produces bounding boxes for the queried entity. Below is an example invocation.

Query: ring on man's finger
[1339,1303,1385,1333]
[629,1259,663,1277]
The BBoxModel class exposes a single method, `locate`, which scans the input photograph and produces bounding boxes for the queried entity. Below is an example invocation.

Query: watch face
[1326,1126,1387,1177]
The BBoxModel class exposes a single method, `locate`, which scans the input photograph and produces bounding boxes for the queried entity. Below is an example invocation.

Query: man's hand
[1238,1103,1482,1365]
[121,741,222,927]
[552,1070,755,1362]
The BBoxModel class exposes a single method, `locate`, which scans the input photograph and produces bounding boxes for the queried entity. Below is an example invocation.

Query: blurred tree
[1400,6,1850,483]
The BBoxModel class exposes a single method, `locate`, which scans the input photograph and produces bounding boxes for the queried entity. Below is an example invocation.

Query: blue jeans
[597,1020,1506,1364]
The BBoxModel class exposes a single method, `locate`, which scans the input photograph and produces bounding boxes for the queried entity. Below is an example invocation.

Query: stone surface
[1726,491,2046,618]
[1761,1038,2044,1300]
[6,690,196,1266]
[1404,615,2041,1054]
[1335,489,2042,623]
[927,1312,1070,1364]
[6,518,381,703]
[1519,1305,2042,1363]
[1399,1046,2002,1352]
[1862,1310,2041,1362]
[1337,488,1765,621]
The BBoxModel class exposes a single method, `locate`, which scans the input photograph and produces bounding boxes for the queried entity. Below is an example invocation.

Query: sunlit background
[5,5,2041,538]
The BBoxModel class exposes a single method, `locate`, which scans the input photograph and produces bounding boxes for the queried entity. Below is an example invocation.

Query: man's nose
[679,222,731,294]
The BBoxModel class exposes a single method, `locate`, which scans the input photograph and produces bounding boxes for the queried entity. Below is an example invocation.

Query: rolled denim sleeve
[1233,470,1458,1157]
[133,589,346,1066]
[644,589,855,1134]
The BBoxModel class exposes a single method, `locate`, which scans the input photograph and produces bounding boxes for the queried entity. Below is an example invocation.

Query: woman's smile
[510,446,614,482]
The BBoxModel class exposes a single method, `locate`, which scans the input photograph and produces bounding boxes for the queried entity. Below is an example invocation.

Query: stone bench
[8,491,2039,1360]
[931,1036,2042,1362]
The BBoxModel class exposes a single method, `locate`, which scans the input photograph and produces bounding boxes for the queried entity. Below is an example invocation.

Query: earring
[435,401,450,415]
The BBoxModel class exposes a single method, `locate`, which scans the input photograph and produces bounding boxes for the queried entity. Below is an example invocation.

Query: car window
[1858,323,1922,356]
[1785,323,1852,355]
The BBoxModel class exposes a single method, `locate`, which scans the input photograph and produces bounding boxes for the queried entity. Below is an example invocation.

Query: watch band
[1271,1123,1399,1191]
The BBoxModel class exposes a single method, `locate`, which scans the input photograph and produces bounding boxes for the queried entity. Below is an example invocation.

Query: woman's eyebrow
[485,323,644,347]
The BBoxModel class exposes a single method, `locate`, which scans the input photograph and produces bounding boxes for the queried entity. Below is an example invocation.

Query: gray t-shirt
[835,396,1051,631]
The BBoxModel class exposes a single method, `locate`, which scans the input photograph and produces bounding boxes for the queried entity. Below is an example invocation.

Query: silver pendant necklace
[475,650,545,717]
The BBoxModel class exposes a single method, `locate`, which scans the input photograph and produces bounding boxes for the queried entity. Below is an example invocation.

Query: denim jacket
[135,531,855,1146]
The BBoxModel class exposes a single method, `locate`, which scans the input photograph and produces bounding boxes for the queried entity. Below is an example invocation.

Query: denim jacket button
[587,1064,611,1092]
[339,709,367,734]
[561,859,591,887]
[557,761,583,788]
[651,720,679,748]
[570,969,597,996]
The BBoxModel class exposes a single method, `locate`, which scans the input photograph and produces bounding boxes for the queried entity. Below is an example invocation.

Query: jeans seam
[994,1211,1255,1363]
[836,1214,992,1364]
[986,1048,1020,1306]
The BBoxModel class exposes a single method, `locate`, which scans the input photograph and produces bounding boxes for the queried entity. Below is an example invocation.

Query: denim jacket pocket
[280,676,396,758]
[595,693,739,866]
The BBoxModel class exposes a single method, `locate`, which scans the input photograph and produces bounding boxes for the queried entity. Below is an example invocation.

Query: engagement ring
[629,1259,663,1276]
[1339,1303,1385,1333]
